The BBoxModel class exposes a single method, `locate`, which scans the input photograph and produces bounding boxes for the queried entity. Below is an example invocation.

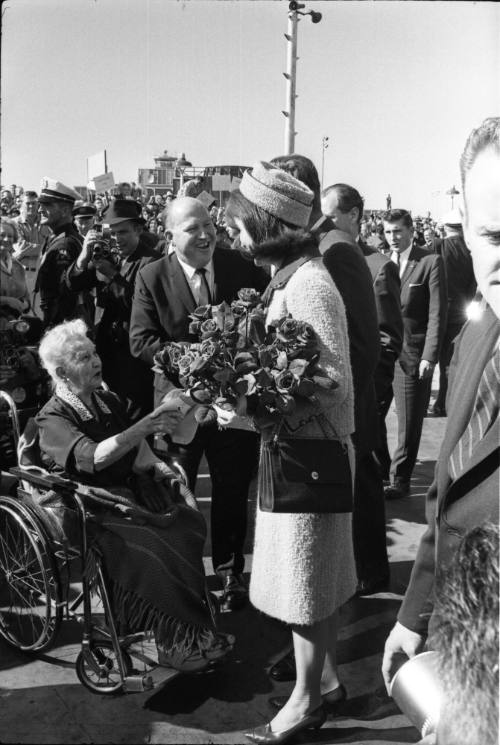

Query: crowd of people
[0,116,498,745]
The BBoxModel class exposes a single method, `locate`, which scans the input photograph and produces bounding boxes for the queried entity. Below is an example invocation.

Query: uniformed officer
[35,179,92,329]
[72,201,97,238]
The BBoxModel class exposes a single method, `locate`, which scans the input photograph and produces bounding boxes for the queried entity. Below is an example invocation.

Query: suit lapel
[169,254,197,314]
[400,244,420,287]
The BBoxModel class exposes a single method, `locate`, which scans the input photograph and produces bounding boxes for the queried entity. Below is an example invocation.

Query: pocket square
[409,282,423,287]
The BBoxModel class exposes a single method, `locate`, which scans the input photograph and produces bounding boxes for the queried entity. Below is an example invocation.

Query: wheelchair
[0,391,198,696]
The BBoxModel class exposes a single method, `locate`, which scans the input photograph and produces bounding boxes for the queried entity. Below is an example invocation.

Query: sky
[1,0,499,215]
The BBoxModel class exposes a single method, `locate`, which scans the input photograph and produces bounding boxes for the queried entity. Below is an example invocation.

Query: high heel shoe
[269,683,347,713]
[244,704,326,744]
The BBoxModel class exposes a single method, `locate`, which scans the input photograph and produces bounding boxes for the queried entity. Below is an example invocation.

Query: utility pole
[282,2,322,155]
[321,136,329,189]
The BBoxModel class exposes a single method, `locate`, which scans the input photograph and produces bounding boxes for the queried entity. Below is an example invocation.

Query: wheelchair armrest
[9,466,78,492]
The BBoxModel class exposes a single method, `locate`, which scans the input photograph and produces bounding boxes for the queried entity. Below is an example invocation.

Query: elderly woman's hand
[147,400,185,435]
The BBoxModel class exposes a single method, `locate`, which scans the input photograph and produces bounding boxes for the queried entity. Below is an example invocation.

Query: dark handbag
[258,435,353,514]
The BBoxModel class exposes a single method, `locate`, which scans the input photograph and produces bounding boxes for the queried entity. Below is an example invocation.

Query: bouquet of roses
[152,288,337,429]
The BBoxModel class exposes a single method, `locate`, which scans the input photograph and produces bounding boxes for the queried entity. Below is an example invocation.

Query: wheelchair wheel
[0,498,62,652]
[76,640,132,695]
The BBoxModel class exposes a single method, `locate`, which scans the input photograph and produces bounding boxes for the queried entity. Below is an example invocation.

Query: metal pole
[284,10,298,154]
[321,143,325,190]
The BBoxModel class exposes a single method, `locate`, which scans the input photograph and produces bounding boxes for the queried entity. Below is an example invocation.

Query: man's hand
[76,229,101,271]
[418,359,435,380]
[0,296,25,314]
[382,621,425,693]
[93,258,118,280]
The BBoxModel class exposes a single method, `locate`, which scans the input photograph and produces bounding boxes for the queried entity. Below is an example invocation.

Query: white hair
[38,319,90,382]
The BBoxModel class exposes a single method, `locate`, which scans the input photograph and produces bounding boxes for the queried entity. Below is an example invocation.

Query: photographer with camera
[68,200,160,421]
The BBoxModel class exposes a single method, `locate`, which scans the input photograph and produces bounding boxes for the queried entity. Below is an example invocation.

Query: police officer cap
[39,177,82,204]
[72,201,97,218]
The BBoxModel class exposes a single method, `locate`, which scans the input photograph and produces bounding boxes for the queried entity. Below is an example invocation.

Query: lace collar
[55,381,112,422]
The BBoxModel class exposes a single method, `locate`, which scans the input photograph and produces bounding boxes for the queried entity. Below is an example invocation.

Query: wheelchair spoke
[0,501,62,652]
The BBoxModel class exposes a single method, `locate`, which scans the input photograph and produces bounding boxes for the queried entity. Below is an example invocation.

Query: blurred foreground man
[382,117,500,745]
[130,197,267,610]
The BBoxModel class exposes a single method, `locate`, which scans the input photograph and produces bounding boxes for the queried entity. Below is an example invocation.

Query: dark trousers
[434,321,465,411]
[353,449,389,582]
[168,425,259,577]
[373,364,396,482]
[390,362,433,485]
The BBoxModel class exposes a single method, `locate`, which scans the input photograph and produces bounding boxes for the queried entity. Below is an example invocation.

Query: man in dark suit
[382,209,447,499]
[69,200,160,421]
[382,117,499,691]
[130,197,268,610]
[322,184,404,484]
[430,209,477,416]
[322,182,403,593]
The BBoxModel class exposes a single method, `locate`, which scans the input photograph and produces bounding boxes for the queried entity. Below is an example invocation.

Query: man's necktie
[196,267,212,305]
[449,343,500,480]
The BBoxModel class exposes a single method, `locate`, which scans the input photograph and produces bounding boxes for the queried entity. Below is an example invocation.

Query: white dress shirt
[392,246,412,278]
[177,257,214,305]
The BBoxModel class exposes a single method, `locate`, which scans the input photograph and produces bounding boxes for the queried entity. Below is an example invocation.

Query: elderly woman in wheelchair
[15,318,233,678]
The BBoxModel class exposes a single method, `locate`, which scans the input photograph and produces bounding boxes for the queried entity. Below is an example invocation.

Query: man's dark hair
[382,209,413,229]
[270,154,321,216]
[225,188,315,263]
[431,523,499,745]
[460,117,500,202]
[322,183,365,225]
[24,190,38,199]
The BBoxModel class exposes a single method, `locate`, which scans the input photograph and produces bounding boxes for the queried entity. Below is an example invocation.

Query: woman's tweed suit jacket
[249,257,357,625]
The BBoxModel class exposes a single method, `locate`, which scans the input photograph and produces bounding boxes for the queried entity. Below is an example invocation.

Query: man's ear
[55,365,66,380]
[165,230,173,243]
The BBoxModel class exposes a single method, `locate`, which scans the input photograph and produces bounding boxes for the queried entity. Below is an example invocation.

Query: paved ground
[0,383,448,745]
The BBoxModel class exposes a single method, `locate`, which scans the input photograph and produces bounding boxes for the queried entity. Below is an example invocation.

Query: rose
[275,369,298,394]
[190,305,212,320]
[234,351,258,375]
[230,301,247,318]
[237,288,262,306]
[178,351,198,377]
[297,322,316,345]
[200,339,220,358]
[275,316,300,342]
[200,318,219,339]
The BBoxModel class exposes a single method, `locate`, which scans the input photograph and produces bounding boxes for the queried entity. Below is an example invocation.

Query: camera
[88,227,120,266]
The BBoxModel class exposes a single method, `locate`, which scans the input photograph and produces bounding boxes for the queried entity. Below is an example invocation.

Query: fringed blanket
[38,480,215,656]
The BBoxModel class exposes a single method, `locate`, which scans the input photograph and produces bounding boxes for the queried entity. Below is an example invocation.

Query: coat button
[311,471,319,480]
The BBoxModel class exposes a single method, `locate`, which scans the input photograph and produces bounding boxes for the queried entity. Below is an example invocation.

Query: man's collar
[176,255,214,279]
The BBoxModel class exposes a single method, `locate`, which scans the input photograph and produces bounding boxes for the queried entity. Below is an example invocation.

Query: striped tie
[449,343,500,480]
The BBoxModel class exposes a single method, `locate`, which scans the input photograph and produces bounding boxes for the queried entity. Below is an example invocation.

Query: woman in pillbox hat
[224,162,356,743]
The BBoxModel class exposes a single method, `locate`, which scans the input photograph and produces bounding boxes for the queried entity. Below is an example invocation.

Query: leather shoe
[268,650,296,682]
[244,704,326,743]
[270,683,347,713]
[220,573,248,611]
[384,483,410,499]
[355,574,390,596]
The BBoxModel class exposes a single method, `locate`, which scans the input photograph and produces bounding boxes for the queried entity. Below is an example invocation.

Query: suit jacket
[440,235,477,326]
[359,240,403,388]
[398,243,447,376]
[312,216,381,453]
[35,223,85,328]
[130,247,268,367]
[398,305,500,635]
